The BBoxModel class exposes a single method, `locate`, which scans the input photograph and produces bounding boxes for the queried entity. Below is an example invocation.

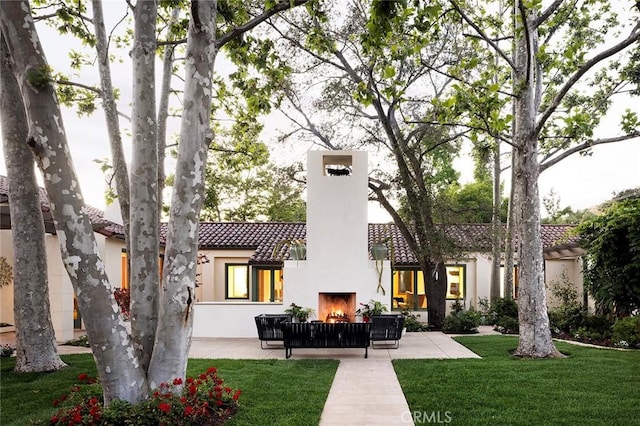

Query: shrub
[491,298,518,320]
[487,298,519,334]
[49,368,241,425]
[494,316,519,334]
[401,310,429,332]
[612,316,640,348]
[1,344,15,358]
[548,303,586,335]
[443,309,481,334]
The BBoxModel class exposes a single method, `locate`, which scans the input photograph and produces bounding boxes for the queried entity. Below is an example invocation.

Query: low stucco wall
[192,302,285,338]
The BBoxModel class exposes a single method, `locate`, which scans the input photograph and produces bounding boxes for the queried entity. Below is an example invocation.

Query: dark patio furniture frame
[255,314,292,349]
[370,314,405,349]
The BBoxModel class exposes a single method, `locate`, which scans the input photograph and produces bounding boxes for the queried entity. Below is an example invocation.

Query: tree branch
[448,0,516,70]
[539,131,640,172]
[215,0,308,48]
[535,0,564,27]
[536,23,640,134]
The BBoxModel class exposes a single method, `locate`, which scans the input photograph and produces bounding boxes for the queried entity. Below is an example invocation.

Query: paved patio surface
[1,327,497,425]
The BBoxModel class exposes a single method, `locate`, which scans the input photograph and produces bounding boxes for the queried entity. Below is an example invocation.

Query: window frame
[252,266,283,303]
[225,263,250,300]
[445,264,467,300]
[391,268,427,311]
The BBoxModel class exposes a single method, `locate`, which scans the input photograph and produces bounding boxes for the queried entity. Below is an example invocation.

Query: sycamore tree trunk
[91,0,131,243]
[130,0,160,375]
[511,2,561,358]
[0,37,66,373]
[490,141,502,303]
[148,0,218,388]
[157,7,182,212]
[0,1,148,401]
[503,162,516,300]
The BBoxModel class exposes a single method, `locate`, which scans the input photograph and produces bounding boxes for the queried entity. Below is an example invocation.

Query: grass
[394,335,640,426]
[3,337,640,425]
[0,356,337,426]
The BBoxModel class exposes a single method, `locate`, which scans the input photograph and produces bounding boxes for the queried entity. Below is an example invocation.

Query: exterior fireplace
[318,292,356,323]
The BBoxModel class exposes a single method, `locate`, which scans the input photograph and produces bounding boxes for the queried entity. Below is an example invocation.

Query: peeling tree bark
[0,36,66,373]
[130,0,160,375]
[91,0,131,246]
[148,0,218,388]
[0,0,148,402]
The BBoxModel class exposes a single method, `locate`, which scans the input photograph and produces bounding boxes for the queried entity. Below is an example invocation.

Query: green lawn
[2,337,639,425]
[0,356,337,426]
[394,335,640,426]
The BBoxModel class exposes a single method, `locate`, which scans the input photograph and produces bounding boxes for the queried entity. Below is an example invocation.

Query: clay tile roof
[2,176,580,265]
[0,175,123,237]
[176,222,578,266]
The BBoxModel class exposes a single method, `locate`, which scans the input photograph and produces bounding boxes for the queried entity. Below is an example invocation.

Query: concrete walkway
[1,327,495,425]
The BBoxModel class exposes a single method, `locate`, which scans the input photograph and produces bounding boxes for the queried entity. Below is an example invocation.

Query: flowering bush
[50,367,241,425]
[113,287,130,320]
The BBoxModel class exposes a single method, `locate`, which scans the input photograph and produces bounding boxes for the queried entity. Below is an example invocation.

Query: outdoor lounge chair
[370,314,405,349]
[255,314,292,349]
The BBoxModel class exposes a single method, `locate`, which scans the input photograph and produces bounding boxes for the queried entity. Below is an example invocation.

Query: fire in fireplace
[318,292,356,323]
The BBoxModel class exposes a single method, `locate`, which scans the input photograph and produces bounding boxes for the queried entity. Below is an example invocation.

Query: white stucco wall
[45,235,75,342]
[545,258,584,309]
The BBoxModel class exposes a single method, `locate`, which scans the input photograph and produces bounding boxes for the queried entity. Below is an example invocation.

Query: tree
[0,35,66,373]
[270,0,474,328]
[441,0,640,357]
[1,1,148,401]
[578,196,640,317]
[1,0,308,403]
[439,180,508,223]
[202,152,306,222]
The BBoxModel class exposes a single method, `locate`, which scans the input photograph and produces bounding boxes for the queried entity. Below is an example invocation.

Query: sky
[0,3,638,223]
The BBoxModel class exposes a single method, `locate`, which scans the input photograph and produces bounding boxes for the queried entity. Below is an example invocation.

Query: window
[225,264,249,299]
[446,265,466,300]
[120,250,164,290]
[254,267,283,302]
[499,265,519,298]
[392,269,427,310]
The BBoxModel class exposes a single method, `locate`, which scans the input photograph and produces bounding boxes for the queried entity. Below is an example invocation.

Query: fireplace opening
[318,292,356,323]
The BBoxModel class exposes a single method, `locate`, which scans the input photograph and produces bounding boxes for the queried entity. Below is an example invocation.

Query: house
[0,150,584,340]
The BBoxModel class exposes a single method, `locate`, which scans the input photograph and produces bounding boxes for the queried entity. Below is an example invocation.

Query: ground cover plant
[394,336,640,425]
[0,356,337,425]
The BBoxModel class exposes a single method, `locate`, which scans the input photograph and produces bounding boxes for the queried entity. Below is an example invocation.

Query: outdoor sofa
[282,322,372,358]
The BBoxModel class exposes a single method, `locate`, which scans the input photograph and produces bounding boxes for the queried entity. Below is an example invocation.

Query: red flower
[173,377,183,386]
[158,402,171,413]
[77,373,88,381]
[183,406,194,416]
[207,367,217,374]
[90,404,101,417]
[180,397,187,404]
[188,384,197,396]
[88,397,99,406]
